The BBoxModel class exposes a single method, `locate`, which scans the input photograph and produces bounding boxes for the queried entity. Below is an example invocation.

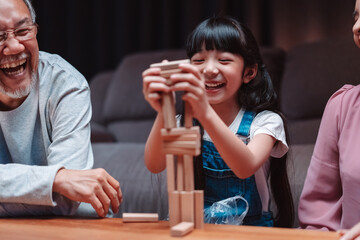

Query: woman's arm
[298,88,346,231]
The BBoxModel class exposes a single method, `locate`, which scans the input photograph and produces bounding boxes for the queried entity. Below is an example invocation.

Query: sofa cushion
[91,122,115,143]
[92,142,168,219]
[103,49,187,124]
[107,119,155,142]
[281,37,360,121]
[287,144,314,228]
[269,143,314,228]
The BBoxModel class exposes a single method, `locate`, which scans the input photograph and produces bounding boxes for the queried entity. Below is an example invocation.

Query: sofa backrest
[91,47,285,142]
[280,37,360,144]
[101,49,187,142]
[281,37,360,121]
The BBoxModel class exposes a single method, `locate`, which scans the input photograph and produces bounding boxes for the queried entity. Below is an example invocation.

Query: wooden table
[0,218,339,240]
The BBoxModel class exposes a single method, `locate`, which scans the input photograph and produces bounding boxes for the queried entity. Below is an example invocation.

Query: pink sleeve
[298,86,352,231]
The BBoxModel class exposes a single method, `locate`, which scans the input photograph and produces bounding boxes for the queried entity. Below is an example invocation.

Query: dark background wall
[30,0,355,81]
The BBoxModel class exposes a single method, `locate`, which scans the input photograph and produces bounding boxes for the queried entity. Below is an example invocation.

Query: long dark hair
[185,16,294,228]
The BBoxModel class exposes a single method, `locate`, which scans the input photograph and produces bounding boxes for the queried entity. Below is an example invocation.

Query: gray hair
[22,0,36,23]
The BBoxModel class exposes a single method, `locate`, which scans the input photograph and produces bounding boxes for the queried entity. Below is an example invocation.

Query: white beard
[0,72,37,99]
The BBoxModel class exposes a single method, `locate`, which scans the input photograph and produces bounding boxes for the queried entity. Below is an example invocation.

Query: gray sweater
[0,51,93,216]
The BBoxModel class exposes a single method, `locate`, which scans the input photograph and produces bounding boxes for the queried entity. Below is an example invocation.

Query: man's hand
[53,168,122,217]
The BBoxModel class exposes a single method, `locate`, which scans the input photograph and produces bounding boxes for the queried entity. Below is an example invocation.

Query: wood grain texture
[0,218,340,240]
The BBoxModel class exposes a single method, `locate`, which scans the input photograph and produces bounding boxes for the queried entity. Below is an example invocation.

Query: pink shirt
[299,84,360,230]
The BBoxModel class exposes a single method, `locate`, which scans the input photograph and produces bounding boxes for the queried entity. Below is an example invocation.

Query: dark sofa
[89,36,360,227]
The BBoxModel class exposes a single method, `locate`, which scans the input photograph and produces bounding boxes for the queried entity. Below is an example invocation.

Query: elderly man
[0,0,122,217]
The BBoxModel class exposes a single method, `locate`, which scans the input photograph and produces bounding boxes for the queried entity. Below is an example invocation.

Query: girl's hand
[169,63,210,121]
[142,65,171,113]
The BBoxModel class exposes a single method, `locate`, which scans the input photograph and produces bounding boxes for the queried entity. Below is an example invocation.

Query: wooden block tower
[150,60,204,237]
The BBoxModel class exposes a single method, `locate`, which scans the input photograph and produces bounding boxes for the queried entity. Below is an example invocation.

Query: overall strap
[236,110,256,137]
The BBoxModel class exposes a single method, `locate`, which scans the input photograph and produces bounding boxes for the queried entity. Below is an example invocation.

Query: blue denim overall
[202,111,273,226]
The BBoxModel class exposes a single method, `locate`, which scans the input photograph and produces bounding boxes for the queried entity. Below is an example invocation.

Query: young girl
[142,16,294,227]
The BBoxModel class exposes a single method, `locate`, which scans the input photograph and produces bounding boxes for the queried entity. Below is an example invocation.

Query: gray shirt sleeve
[0,52,93,213]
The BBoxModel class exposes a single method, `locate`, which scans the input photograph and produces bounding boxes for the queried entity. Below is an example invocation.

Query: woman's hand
[142,65,171,113]
[339,222,360,240]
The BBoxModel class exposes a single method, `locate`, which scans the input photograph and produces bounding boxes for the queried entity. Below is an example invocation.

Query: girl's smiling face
[191,48,257,108]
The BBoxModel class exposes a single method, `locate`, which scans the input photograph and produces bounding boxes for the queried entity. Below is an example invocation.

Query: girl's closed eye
[219,58,232,64]
[191,58,205,64]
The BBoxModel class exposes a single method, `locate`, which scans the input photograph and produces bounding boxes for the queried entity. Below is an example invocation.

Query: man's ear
[243,65,258,84]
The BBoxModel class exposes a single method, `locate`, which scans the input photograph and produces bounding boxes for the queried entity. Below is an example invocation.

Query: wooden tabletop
[0,218,340,240]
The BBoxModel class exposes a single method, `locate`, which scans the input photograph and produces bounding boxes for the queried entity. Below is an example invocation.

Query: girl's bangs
[187,24,242,57]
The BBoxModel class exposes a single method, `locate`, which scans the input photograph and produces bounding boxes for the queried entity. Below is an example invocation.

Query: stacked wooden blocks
[150,59,204,237]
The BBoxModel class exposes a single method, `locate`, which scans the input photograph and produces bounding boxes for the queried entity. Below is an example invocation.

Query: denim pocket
[203,166,245,206]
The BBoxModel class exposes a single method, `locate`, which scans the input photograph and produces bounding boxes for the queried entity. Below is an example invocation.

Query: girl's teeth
[206,83,221,87]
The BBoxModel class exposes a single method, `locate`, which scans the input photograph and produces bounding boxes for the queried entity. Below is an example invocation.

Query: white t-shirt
[203,109,288,212]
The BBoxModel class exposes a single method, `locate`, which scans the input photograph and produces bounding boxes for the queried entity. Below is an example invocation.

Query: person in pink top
[298,0,360,239]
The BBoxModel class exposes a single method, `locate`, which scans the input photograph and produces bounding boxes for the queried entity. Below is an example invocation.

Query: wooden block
[169,191,181,227]
[160,68,182,78]
[176,156,184,191]
[163,140,200,149]
[162,133,199,142]
[184,102,193,128]
[194,190,204,229]
[122,213,159,222]
[150,59,190,70]
[181,191,194,223]
[161,126,200,137]
[162,93,176,129]
[162,146,201,156]
[171,222,194,237]
[166,154,176,192]
[183,155,194,191]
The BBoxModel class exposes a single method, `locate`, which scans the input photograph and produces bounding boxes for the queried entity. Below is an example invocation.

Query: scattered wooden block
[122,213,159,222]
[194,190,204,229]
[171,222,194,237]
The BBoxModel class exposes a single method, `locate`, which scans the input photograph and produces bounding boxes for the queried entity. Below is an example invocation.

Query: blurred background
[31,0,355,81]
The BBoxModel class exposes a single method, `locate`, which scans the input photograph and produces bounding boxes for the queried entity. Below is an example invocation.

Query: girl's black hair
[185,16,294,228]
